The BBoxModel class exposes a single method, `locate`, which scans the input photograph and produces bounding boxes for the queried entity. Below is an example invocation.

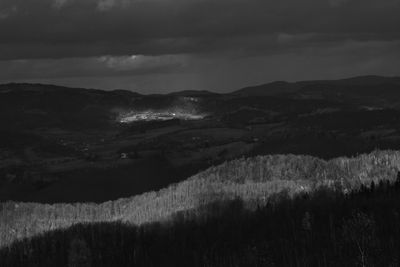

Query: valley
[2,76,400,203]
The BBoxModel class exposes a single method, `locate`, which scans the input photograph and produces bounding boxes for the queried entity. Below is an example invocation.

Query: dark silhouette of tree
[68,237,92,267]
[341,212,378,267]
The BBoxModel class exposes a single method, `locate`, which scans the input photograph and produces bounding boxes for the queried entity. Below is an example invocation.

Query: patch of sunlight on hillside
[118,110,206,123]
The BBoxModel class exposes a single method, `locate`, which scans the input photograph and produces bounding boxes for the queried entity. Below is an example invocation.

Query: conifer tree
[68,237,92,267]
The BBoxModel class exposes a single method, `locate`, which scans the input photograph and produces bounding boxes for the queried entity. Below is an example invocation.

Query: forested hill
[3,175,400,267]
[2,150,400,248]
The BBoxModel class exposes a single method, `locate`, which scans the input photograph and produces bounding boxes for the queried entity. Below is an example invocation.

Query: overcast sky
[0,0,399,93]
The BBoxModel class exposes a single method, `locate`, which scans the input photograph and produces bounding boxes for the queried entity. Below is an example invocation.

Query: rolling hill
[2,76,400,205]
[1,150,400,249]
[233,76,400,107]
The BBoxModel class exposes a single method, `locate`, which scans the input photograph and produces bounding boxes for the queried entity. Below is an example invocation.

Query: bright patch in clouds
[0,54,187,81]
[98,55,139,70]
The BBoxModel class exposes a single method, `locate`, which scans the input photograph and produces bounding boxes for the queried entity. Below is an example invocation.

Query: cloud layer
[0,0,399,92]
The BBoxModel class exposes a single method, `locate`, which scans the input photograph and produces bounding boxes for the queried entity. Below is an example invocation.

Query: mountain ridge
[233,75,400,96]
[2,75,400,96]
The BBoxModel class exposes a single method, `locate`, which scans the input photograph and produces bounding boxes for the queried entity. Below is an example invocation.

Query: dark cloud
[0,0,399,92]
[2,40,400,93]
[0,0,399,59]
[0,55,187,80]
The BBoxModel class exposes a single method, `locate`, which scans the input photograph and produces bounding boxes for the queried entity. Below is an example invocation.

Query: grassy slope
[1,150,400,248]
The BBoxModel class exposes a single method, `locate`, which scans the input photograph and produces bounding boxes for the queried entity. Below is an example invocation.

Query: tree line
[1,150,400,249]
[1,174,400,266]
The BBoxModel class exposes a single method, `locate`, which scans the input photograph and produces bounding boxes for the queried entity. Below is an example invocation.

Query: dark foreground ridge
[2,175,400,267]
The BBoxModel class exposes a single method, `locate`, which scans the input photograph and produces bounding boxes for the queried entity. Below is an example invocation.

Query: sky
[0,0,399,93]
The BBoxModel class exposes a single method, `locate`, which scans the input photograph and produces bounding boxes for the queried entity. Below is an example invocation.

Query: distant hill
[233,75,400,96]
[321,75,400,86]
[168,90,220,97]
[2,150,400,248]
[231,76,400,108]
[233,81,301,96]
[0,83,142,131]
[2,76,400,125]
[0,83,138,96]
[0,83,212,131]
[3,75,400,97]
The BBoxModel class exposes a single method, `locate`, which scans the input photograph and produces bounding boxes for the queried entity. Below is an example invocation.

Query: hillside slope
[233,76,400,107]
[1,150,400,248]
